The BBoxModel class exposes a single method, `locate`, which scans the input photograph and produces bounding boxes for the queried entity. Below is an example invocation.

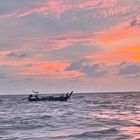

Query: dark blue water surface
[0,92,140,140]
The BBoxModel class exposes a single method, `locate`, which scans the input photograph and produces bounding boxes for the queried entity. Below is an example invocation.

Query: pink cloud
[16,1,64,17]
[0,0,139,19]
[0,51,10,57]
[11,31,95,53]
[18,0,138,19]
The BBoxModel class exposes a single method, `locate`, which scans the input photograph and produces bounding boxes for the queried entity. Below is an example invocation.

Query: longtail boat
[28,91,73,102]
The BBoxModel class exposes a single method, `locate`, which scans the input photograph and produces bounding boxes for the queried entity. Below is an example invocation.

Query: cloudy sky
[0,0,140,94]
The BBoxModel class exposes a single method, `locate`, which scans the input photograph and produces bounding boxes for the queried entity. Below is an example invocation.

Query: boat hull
[28,96,69,101]
[28,91,73,102]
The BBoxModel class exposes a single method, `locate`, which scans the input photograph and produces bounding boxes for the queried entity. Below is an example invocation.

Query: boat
[28,91,73,102]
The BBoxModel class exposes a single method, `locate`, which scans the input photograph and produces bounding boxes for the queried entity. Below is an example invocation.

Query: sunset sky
[0,0,140,94]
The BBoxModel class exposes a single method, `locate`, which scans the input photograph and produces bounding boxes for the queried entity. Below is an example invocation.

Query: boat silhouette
[28,91,73,102]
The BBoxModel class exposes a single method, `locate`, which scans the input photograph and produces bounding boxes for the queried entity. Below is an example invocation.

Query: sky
[0,0,140,94]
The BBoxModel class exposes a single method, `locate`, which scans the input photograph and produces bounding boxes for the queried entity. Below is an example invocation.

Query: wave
[48,128,122,140]
[0,93,140,140]
[75,128,119,138]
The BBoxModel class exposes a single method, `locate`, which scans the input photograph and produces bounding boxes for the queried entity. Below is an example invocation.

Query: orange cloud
[9,59,66,75]
[34,62,67,73]
[85,44,140,64]
[95,23,140,46]
[84,20,140,63]
[17,61,84,79]
[46,70,84,79]
[114,45,140,62]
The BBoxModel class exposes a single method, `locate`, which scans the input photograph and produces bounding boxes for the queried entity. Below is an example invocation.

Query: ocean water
[0,92,140,140]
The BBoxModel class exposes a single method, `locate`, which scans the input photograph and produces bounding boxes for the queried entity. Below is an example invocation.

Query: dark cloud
[65,58,88,71]
[7,51,29,59]
[130,19,140,27]
[119,64,140,75]
[65,61,82,71]
[82,64,106,77]
[65,59,106,77]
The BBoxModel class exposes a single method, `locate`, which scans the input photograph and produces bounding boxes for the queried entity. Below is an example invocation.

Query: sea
[0,92,140,140]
